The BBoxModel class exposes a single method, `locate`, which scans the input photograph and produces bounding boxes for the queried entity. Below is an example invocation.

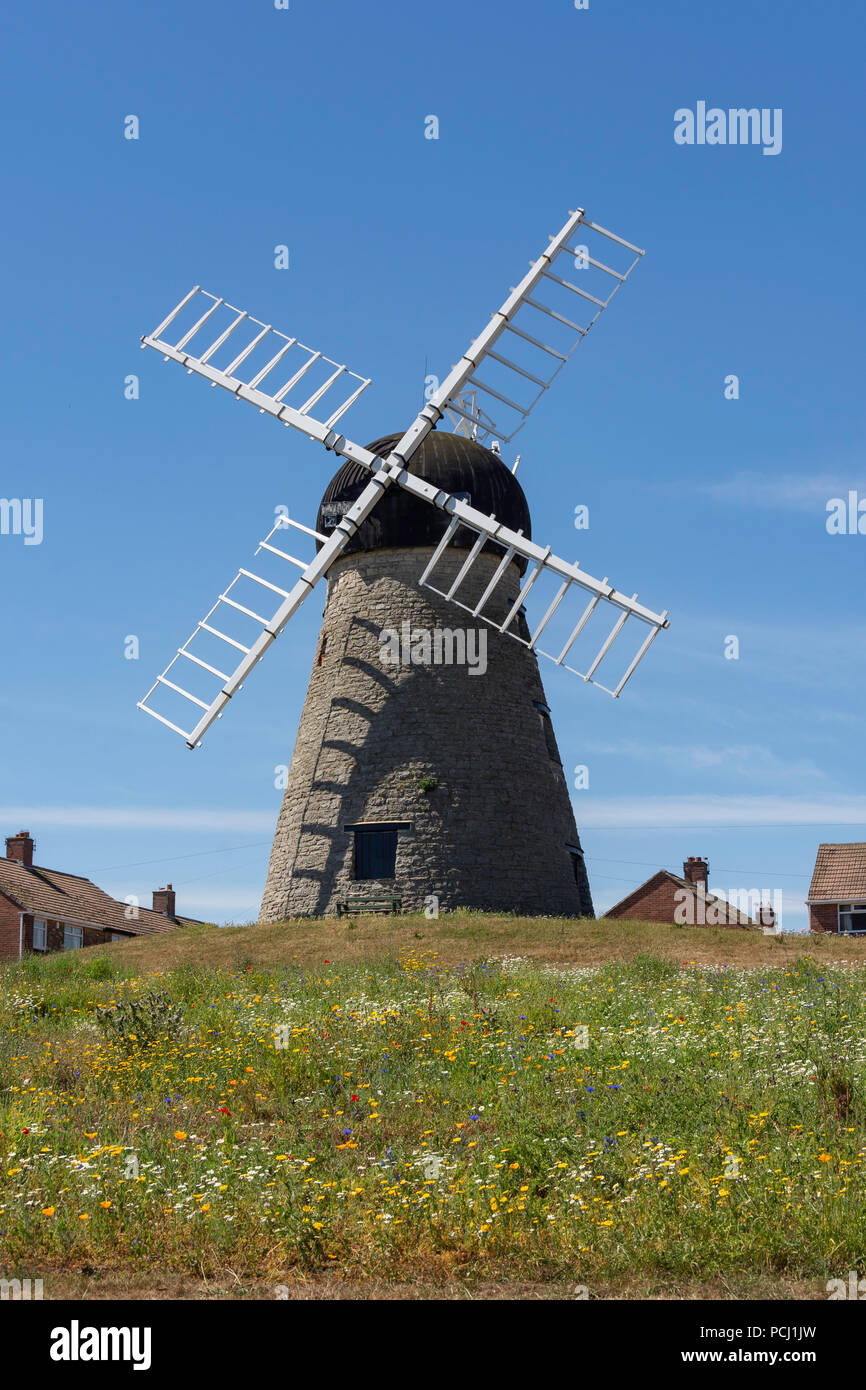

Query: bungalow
[0,830,201,959]
[807,843,866,934]
[604,856,768,929]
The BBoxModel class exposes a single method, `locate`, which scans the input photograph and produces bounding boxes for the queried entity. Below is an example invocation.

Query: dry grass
[108,911,866,974]
[23,1264,833,1301]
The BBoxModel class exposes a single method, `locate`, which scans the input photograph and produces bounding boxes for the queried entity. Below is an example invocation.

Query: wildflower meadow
[1,929,864,1296]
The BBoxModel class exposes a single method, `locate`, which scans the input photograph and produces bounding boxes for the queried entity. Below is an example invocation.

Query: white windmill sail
[409,479,668,698]
[137,202,666,748]
[433,208,644,443]
[140,288,377,469]
[138,480,395,748]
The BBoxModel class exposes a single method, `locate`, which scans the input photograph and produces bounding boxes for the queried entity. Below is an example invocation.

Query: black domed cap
[316,430,532,561]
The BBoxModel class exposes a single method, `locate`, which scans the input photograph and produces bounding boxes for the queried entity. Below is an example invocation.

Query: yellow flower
[42,1206,55,1216]
[174,1131,187,1141]
[79,1213,90,1221]
[818,1154,831,1163]
[200,1203,211,1213]
[99,1200,112,1209]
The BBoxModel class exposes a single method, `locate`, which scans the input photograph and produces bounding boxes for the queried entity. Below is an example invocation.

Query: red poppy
[351,1094,358,1102]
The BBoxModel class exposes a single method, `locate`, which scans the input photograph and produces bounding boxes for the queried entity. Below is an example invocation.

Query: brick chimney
[757,902,776,930]
[6,830,34,868]
[153,884,176,917]
[683,856,709,891]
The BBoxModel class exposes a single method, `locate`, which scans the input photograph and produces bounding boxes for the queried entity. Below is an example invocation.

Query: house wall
[606,875,751,928]
[20,915,128,955]
[809,903,838,933]
[606,875,687,924]
[0,894,22,958]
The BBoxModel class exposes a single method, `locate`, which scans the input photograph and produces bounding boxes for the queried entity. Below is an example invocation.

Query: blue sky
[1,0,864,929]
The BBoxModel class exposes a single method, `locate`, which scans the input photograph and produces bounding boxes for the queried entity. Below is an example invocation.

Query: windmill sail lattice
[438,211,644,443]
[138,514,328,744]
[417,510,666,698]
[137,204,668,748]
[141,287,374,447]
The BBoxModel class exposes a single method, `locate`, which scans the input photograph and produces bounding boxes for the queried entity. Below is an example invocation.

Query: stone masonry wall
[260,545,593,920]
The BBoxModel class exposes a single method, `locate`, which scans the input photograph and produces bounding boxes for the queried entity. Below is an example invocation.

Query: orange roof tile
[0,858,198,935]
[808,843,866,901]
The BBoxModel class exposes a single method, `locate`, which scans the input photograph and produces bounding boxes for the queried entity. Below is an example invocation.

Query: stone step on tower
[260,431,594,921]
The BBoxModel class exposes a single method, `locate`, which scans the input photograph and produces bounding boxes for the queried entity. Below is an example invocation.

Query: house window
[839,903,866,934]
[110,933,125,944]
[32,919,47,951]
[63,925,83,951]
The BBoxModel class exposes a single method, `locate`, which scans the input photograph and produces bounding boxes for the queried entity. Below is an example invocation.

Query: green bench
[336,896,401,918]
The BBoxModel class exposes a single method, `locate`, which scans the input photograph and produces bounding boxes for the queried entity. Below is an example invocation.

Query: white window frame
[838,902,866,934]
[63,924,84,951]
[32,919,47,951]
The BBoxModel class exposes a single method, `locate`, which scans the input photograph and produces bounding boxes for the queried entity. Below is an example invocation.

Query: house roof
[606,869,756,925]
[0,858,200,936]
[808,843,866,902]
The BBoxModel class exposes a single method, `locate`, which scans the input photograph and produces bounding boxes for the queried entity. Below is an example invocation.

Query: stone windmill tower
[138,206,670,919]
[261,429,593,918]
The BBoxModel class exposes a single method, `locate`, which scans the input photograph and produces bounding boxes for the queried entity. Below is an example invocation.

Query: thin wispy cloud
[652,472,861,513]
[578,794,866,829]
[0,806,274,832]
[581,741,826,781]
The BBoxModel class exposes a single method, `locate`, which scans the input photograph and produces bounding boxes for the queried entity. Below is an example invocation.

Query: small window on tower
[566,844,585,888]
[533,700,561,764]
[354,829,398,881]
[317,636,328,667]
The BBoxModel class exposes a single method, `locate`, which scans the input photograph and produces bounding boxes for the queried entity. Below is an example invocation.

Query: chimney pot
[6,830,34,868]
